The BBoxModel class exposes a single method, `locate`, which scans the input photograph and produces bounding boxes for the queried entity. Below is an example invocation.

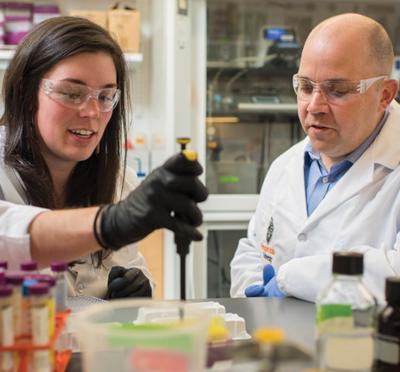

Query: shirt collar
[304,108,389,166]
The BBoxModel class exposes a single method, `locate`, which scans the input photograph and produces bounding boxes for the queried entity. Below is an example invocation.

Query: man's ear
[380,79,399,109]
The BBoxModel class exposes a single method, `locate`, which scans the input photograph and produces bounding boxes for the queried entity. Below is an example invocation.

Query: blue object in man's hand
[245,264,286,298]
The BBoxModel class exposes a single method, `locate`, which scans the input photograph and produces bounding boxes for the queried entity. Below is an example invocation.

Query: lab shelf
[0,48,143,69]
[237,102,298,114]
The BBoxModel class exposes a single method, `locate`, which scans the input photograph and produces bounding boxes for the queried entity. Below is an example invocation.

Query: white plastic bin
[76,299,210,372]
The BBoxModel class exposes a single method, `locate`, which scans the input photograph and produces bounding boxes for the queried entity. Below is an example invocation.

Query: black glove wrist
[93,205,111,249]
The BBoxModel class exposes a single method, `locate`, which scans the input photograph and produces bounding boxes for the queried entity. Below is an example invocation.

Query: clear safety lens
[292,74,387,104]
[41,79,120,112]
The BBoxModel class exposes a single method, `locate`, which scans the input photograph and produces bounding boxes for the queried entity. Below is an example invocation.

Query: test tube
[30,283,51,372]
[37,275,56,337]
[5,274,23,341]
[51,262,68,312]
[0,285,14,372]
[21,278,38,338]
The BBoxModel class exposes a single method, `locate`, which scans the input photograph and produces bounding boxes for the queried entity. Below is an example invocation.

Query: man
[230,13,400,303]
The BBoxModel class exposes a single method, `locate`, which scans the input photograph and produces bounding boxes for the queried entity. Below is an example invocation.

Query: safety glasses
[292,74,387,104]
[41,79,121,112]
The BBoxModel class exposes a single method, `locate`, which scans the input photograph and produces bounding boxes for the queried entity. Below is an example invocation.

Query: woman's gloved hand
[245,264,286,298]
[105,266,152,299]
[99,153,209,250]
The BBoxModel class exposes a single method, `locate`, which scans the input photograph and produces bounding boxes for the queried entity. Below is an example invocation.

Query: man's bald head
[303,13,393,76]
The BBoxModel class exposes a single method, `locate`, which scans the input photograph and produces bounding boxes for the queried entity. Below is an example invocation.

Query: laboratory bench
[66,297,316,371]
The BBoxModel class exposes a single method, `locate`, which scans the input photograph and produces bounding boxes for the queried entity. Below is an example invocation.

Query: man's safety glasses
[292,74,387,104]
[41,79,121,112]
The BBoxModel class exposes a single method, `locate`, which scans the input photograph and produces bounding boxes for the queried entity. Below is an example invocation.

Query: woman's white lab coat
[231,101,400,304]
[0,127,154,298]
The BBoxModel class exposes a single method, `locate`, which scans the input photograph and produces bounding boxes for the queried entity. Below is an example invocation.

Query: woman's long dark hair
[0,16,130,266]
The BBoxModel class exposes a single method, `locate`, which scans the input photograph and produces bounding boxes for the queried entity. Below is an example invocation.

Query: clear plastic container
[316,252,376,371]
[76,299,210,372]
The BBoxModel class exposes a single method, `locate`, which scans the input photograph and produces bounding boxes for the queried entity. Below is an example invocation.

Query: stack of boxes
[0,2,140,53]
[70,5,141,53]
[0,2,60,46]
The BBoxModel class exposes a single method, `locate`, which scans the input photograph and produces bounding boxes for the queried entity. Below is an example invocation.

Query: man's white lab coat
[231,101,400,304]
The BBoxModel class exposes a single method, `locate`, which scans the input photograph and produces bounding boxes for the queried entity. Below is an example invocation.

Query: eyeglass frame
[292,74,388,103]
[40,78,121,113]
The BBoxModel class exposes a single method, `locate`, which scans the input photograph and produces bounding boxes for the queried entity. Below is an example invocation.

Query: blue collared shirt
[304,110,389,216]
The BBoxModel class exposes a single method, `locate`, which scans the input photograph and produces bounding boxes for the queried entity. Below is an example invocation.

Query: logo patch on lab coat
[262,217,275,263]
[266,217,274,243]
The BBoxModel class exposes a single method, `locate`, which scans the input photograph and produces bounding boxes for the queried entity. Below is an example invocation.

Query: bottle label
[316,304,374,370]
[317,304,353,333]
[375,333,400,365]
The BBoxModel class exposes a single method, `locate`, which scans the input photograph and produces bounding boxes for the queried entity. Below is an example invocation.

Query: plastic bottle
[30,283,51,372]
[316,252,376,371]
[50,262,68,312]
[0,285,14,372]
[133,134,150,177]
[373,277,400,371]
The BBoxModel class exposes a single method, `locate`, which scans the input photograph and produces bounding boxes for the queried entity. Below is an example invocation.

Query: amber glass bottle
[374,277,400,371]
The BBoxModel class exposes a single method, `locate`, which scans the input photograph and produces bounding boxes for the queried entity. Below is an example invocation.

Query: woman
[0,16,153,299]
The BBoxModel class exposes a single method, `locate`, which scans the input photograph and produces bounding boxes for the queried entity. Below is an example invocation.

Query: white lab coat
[0,126,154,298]
[231,101,400,304]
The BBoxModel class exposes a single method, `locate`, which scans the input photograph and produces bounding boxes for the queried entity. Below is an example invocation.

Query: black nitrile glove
[106,266,152,299]
[100,153,209,250]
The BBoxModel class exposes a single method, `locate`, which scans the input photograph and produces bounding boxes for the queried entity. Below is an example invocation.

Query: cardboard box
[108,8,140,53]
[69,10,107,29]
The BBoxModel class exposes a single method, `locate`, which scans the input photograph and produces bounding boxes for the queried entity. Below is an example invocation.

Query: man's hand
[99,153,209,250]
[245,264,286,298]
[106,266,152,299]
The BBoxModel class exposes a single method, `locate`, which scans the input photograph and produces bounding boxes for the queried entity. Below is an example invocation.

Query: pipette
[176,137,196,300]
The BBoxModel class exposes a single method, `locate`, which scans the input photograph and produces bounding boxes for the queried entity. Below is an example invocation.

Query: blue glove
[245,264,286,298]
